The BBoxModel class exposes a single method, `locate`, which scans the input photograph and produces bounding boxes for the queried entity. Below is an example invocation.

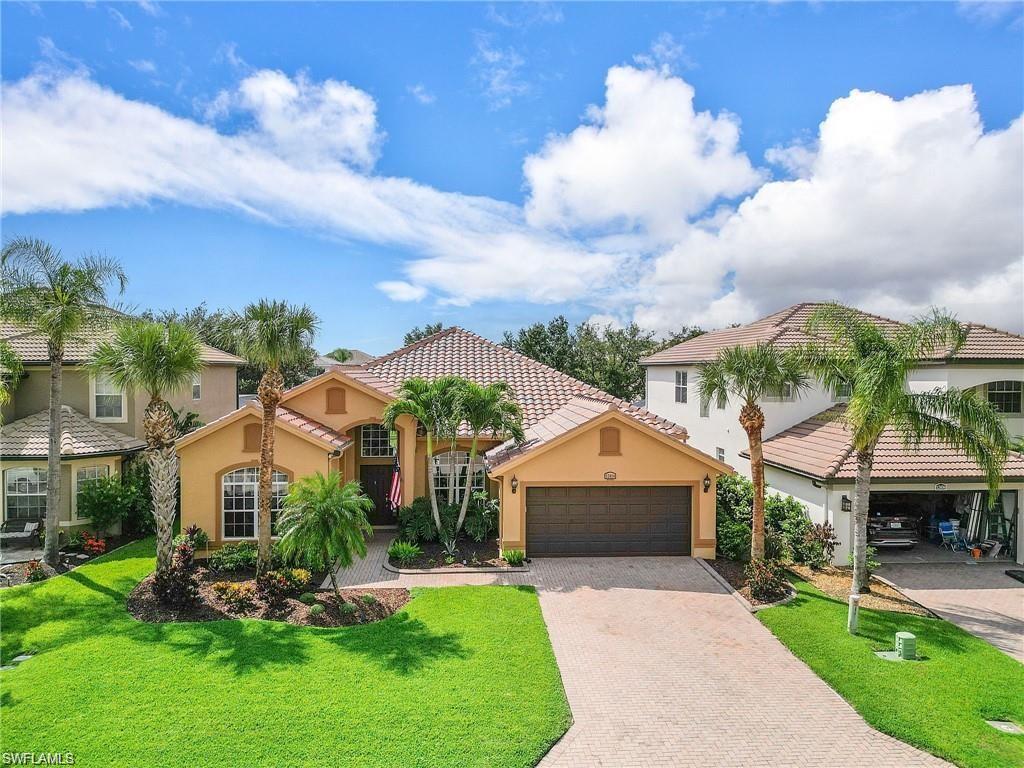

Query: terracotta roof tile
[175,400,352,452]
[1,406,146,458]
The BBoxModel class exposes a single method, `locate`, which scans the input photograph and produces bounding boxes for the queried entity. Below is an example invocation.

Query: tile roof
[0,320,244,365]
[642,302,1024,365]
[1,406,146,458]
[755,406,1024,482]
[176,400,352,452]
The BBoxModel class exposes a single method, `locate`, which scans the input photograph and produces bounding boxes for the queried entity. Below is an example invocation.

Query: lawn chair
[0,519,42,548]
[937,521,960,551]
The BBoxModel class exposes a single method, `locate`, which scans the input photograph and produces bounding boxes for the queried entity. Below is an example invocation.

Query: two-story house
[643,303,1024,565]
[0,320,243,533]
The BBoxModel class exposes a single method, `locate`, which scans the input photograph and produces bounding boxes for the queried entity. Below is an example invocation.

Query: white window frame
[360,424,396,458]
[764,382,795,403]
[832,381,852,403]
[674,371,688,404]
[73,464,110,519]
[716,447,726,462]
[192,372,202,401]
[4,467,48,521]
[90,373,127,423]
[432,451,486,505]
[221,467,289,540]
[987,380,1022,415]
[699,399,710,418]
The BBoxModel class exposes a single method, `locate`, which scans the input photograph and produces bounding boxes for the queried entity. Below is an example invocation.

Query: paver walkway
[879,562,1024,662]
[336,542,949,767]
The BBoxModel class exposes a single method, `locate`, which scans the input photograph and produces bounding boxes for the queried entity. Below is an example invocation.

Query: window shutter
[599,426,621,455]
[325,387,347,414]
[243,423,261,453]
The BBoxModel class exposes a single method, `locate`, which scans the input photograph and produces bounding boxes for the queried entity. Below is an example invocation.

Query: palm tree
[382,376,465,534]
[91,320,203,573]
[0,340,24,420]
[698,343,808,560]
[227,300,319,573]
[0,237,126,567]
[276,471,373,602]
[801,304,1008,613]
[454,381,524,535]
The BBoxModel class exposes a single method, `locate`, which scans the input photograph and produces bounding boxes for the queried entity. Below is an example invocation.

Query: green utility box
[895,631,917,660]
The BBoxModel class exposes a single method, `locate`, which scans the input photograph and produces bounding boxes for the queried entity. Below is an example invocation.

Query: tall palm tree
[0,340,24,420]
[0,237,126,567]
[276,471,373,602]
[91,320,203,573]
[227,300,319,573]
[382,376,465,534]
[698,343,808,560]
[454,381,524,535]
[801,304,1008,610]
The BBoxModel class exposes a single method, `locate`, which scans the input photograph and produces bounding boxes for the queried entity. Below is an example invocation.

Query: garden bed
[706,559,790,606]
[0,534,142,588]
[388,537,521,571]
[786,564,930,616]
[127,568,410,627]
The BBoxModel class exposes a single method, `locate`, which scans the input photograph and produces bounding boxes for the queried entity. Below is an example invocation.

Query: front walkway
[336,542,949,767]
[878,562,1024,662]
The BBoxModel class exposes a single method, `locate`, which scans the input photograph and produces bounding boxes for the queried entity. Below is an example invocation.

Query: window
[243,423,261,453]
[221,467,288,539]
[764,382,795,402]
[599,426,621,455]
[987,381,1022,415]
[75,465,109,517]
[700,400,710,418]
[325,387,346,414]
[674,371,688,403]
[92,373,125,421]
[4,468,47,520]
[360,424,396,457]
[192,373,202,400]
[833,381,852,402]
[432,451,485,504]
[716,447,726,462]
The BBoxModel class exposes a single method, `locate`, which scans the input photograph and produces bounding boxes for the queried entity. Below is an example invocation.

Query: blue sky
[2,1,1022,354]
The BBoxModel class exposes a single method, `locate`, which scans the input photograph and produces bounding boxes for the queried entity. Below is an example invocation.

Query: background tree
[0,340,24,421]
[227,300,320,573]
[91,320,203,573]
[323,347,353,363]
[276,471,373,602]
[801,304,1008,619]
[403,323,444,346]
[0,237,126,567]
[656,325,705,350]
[698,343,808,560]
[502,316,577,375]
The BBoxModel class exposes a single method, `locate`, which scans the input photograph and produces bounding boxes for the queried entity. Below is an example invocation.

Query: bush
[464,492,499,542]
[338,602,356,616]
[849,545,880,579]
[715,474,812,562]
[716,516,751,561]
[309,603,325,618]
[212,581,257,613]
[360,593,377,605]
[279,567,311,592]
[744,558,788,602]
[387,540,422,566]
[120,460,155,536]
[76,475,134,533]
[396,497,439,542]
[803,523,839,570]
[82,533,107,557]
[767,494,813,562]
[65,531,85,551]
[25,560,47,583]
[298,592,317,605]
[209,542,259,572]
[153,541,200,607]
[173,524,209,551]
[503,549,525,566]
[256,570,290,604]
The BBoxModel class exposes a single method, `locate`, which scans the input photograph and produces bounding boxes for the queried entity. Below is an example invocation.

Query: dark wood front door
[360,465,395,526]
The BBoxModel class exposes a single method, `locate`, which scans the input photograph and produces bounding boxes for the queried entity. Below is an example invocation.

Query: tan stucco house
[177,327,729,558]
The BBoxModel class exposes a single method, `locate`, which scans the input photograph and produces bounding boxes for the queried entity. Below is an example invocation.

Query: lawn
[758,578,1024,768]
[0,540,570,767]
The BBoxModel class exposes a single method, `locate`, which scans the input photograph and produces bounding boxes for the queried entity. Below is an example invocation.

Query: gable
[281,374,389,432]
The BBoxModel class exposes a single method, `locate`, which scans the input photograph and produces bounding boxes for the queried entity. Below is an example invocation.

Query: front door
[360,465,395,526]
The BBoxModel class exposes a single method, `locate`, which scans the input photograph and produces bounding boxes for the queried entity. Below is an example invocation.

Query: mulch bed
[706,559,789,606]
[127,568,410,627]
[389,537,516,570]
[0,534,143,588]
[787,564,931,616]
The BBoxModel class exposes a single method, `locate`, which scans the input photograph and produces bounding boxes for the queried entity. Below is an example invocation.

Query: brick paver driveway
[336,543,949,767]
[879,562,1024,662]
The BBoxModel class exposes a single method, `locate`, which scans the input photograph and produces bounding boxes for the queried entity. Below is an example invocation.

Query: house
[0,320,244,532]
[177,327,730,558]
[642,303,1024,564]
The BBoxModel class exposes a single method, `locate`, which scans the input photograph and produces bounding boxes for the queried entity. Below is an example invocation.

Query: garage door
[526,486,691,556]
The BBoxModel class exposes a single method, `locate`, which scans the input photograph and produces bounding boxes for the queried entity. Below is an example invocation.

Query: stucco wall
[133,364,238,436]
[0,456,123,532]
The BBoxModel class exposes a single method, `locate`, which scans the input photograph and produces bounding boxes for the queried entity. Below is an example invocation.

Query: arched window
[222,467,289,539]
[432,451,485,504]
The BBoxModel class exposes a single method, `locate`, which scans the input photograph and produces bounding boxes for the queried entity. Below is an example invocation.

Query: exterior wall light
[510,475,519,494]
[841,495,852,512]
[703,474,711,493]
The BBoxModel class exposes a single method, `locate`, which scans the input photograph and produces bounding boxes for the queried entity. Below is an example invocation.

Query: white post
[847,594,861,635]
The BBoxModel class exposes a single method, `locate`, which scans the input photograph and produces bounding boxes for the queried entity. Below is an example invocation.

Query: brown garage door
[526,486,691,556]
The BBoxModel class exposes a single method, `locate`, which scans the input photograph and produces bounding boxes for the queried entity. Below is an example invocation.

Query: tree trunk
[455,436,479,535]
[424,434,443,534]
[739,401,767,561]
[256,368,285,574]
[43,347,63,568]
[851,445,875,595]
[143,396,179,574]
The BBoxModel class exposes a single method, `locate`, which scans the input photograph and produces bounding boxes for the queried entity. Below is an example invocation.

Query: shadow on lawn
[325,611,469,675]
[144,619,314,673]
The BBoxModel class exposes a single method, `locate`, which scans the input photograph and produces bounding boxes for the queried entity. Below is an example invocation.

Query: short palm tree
[382,376,465,534]
[276,471,373,602]
[802,304,1008,612]
[0,237,126,567]
[454,381,524,534]
[698,343,808,560]
[91,320,203,573]
[227,300,319,573]
[0,340,24,419]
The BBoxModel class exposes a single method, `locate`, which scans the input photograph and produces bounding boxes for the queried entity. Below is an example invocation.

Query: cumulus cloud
[376,281,427,302]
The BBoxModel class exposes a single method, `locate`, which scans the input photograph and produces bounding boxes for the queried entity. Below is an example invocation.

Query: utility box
[895,631,916,660]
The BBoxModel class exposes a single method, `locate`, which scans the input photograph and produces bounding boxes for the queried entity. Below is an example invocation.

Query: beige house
[1,320,243,532]
[178,328,730,558]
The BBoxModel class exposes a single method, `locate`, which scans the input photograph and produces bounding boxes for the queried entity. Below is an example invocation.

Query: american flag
[388,455,402,510]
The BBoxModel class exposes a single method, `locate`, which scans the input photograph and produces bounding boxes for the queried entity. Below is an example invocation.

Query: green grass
[757,578,1023,768]
[0,540,570,767]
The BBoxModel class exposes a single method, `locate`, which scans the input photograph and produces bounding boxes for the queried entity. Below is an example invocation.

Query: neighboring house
[315,349,375,368]
[0,320,244,532]
[642,303,1024,564]
[177,327,729,558]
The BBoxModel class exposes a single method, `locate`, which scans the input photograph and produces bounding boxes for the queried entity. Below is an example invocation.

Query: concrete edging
[695,557,796,613]
[382,560,530,575]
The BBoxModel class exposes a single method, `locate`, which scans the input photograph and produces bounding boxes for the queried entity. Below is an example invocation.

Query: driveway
[878,562,1024,662]
[337,542,948,767]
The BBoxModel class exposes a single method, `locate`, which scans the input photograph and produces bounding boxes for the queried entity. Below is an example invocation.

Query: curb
[382,560,530,575]
[695,557,795,613]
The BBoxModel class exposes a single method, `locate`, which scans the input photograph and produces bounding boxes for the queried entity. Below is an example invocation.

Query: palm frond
[90,320,204,399]
[227,299,320,371]
[276,472,373,570]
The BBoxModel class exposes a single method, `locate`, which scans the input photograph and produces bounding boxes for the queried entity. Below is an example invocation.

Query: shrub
[360,593,377,605]
[76,475,134,533]
[338,602,356,616]
[849,545,880,579]
[503,549,525,566]
[24,560,47,583]
[256,570,291,604]
[298,592,317,605]
[396,497,459,542]
[716,473,812,562]
[387,540,422,566]
[279,567,311,592]
[212,581,257,613]
[309,603,325,618]
[153,541,200,607]
[82,533,107,557]
[766,493,813,562]
[716,516,752,561]
[173,524,209,551]
[120,460,155,536]
[209,541,259,572]
[65,531,85,551]
[744,558,788,602]
[464,492,498,542]
[802,523,839,570]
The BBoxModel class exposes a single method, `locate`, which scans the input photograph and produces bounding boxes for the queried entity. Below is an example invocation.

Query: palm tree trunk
[424,434,443,534]
[256,368,284,574]
[456,436,479,535]
[739,401,767,561]
[144,396,179,574]
[43,347,63,568]
[851,445,875,595]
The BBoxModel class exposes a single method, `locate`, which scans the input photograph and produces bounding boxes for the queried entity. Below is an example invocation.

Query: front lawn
[0,540,570,767]
[758,578,1024,768]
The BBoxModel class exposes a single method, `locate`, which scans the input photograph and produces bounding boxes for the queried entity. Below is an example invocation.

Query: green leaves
[90,319,203,400]
[697,342,809,410]
[226,299,320,372]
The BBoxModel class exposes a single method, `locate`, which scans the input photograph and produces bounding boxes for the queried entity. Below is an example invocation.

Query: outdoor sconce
[702,474,711,493]
[510,475,519,494]
[842,495,852,512]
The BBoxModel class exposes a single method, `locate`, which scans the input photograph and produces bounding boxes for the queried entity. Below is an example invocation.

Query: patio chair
[0,519,42,548]
[937,521,959,551]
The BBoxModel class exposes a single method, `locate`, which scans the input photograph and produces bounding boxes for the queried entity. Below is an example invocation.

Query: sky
[2,1,1022,355]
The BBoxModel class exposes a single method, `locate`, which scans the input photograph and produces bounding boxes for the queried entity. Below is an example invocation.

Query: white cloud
[486,2,563,29]
[957,0,1022,25]
[136,0,160,16]
[472,33,529,109]
[128,59,157,74]
[107,6,132,30]
[633,32,692,73]
[376,281,427,302]
[407,84,436,105]
[214,42,247,71]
